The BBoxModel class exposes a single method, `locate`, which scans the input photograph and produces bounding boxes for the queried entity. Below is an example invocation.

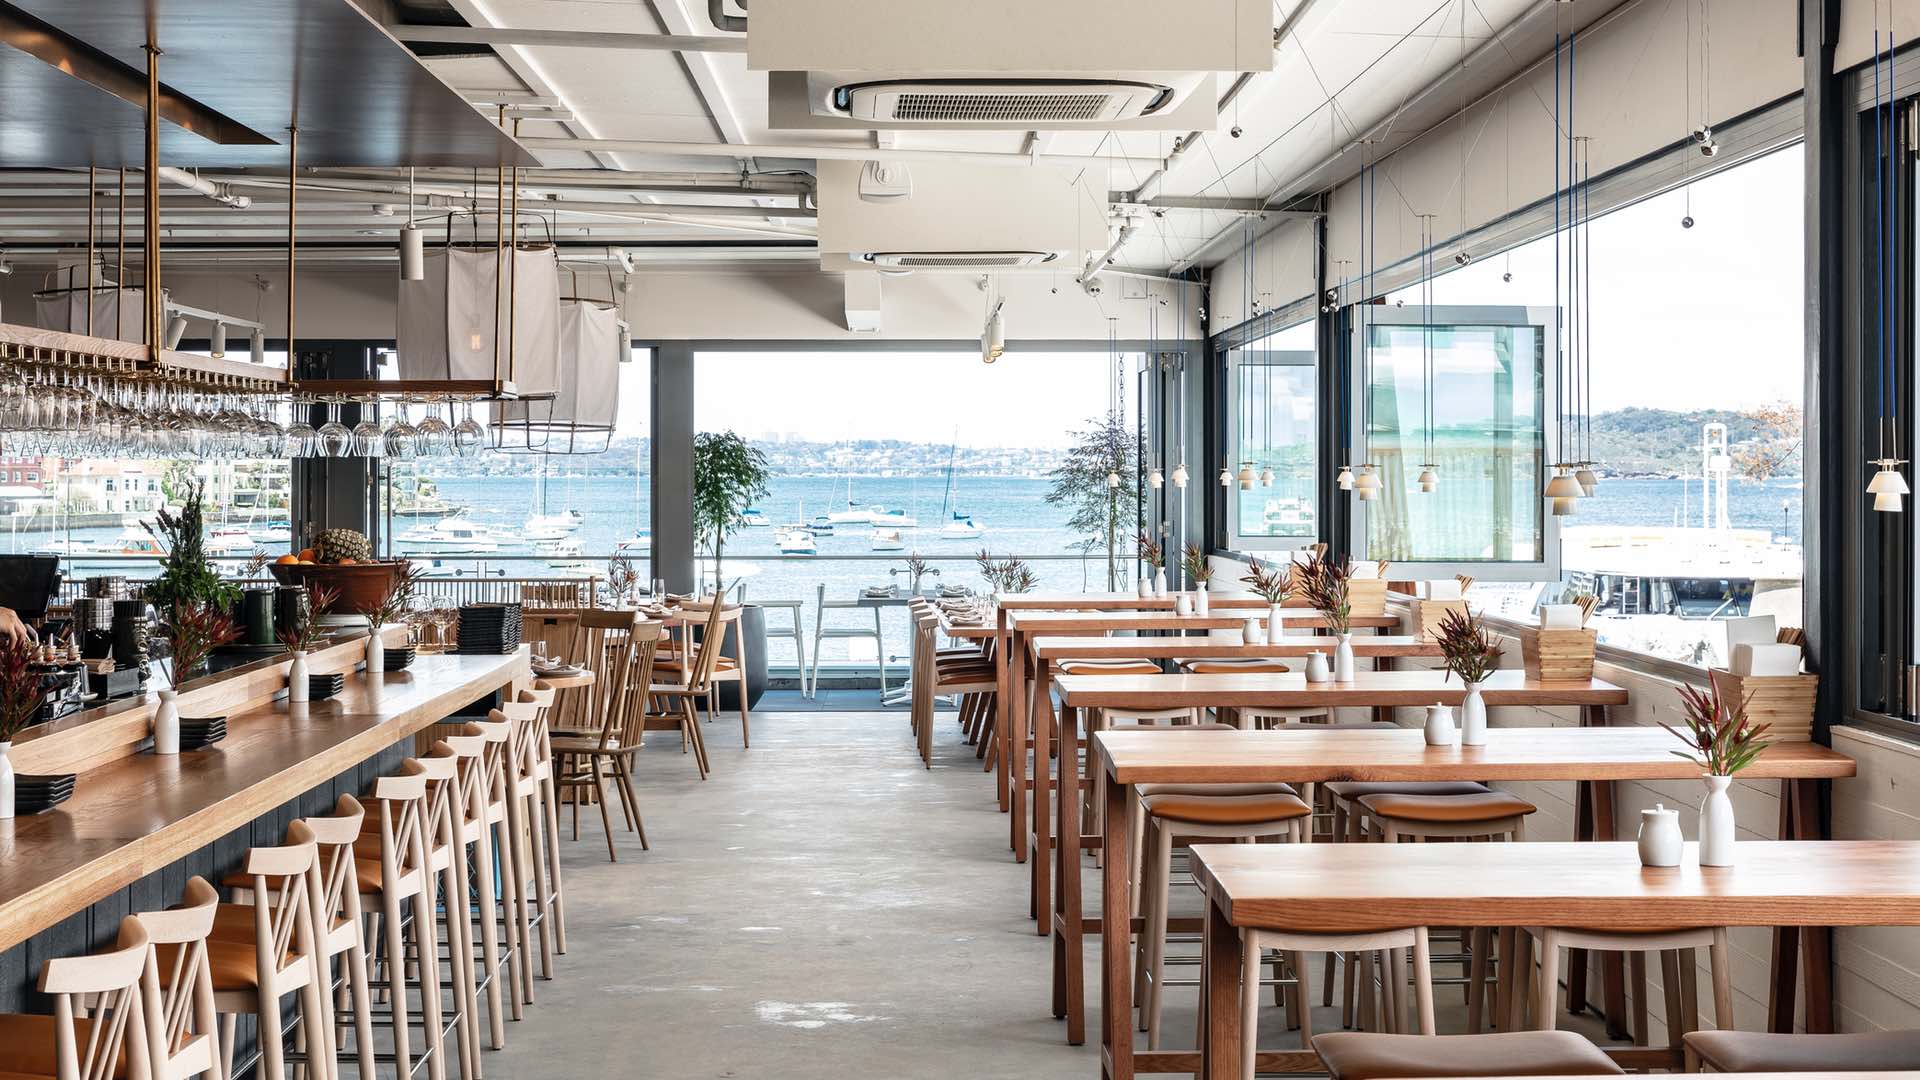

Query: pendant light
[1416,213,1440,494]
[1336,465,1355,490]
[1237,462,1256,489]
[1148,466,1165,489]
[1354,464,1381,502]
[1259,309,1275,487]
[1546,18,1588,511]
[1171,463,1189,488]
[399,168,425,281]
[1871,6,1907,512]
[1219,466,1234,487]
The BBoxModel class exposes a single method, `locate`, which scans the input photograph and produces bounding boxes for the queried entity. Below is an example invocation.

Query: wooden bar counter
[0,638,528,1001]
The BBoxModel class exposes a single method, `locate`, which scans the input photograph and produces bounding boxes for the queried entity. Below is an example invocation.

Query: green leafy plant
[160,601,240,688]
[1434,608,1501,685]
[1240,559,1294,605]
[1137,530,1164,571]
[141,481,240,614]
[277,585,338,655]
[693,430,772,592]
[1664,682,1772,776]
[1179,543,1214,585]
[0,636,46,741]
[1046,409,1143,590]
[1296,552,1352,636]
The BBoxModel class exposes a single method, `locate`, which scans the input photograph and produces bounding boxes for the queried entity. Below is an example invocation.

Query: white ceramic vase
[1194,588,1210,616]
[1333,633,1356,681]
[1242,617,1264,645]
[1459,681,1488,746]
[1153,569,1168,597]
[0,741,15,819]
[366,625,386,674]
[1637,803,1683,867]
[1174,592,1193,616]
[1423,703,1456,746]
[1267,604,1286,640]
[1698,775,1737,867]
[1137,575,1153,599]
[153,690,180,756]
[288,651,310,704]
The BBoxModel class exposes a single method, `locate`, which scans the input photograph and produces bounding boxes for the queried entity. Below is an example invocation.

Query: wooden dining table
[1187,840,1920,1080]
[1069,725,1858,1078]
[997,606,1403,862]
[1021,645,1447,938]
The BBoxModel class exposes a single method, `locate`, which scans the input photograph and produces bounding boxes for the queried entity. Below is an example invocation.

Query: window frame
[1346,302,1561,582]
[1224,327,1319,551]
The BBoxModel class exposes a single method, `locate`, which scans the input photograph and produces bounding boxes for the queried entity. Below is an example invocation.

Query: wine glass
[430,596,457,647]
[351,400,385,458]
[383,413,417,460]
[283,405,318,459]
[317,397,353,457]
[414,400,454,458]
[453,400,486,457]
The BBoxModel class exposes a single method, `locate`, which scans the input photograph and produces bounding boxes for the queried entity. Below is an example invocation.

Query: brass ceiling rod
[85,165,94,337]
[116,168,125,340]
[143,44,161,360]
[287,125,298,368]
[494,106,506,386]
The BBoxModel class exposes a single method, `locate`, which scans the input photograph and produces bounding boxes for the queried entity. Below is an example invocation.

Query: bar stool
[809,582,884,696]
[184,824,334,1080]
[354,761,452,1080]
[1138,786,1311,1048]
[0,916,154,1080]
[1239,923,1436,1079]
[435,725,522,1056]
[752,598,808,697]
[509,685,568,966]
[1521,925,1731,1068]
[1355,792,1536,1036]
[1683,1030,1920,1072]
[910,610,996,767]
[129,878,222,1080]
[1310,1031,1624,1079]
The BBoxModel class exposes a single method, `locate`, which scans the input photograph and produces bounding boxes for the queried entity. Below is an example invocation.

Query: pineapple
[314,528,373,564]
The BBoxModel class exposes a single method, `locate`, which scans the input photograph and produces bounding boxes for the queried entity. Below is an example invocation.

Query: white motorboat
[775,529,817,555]
[398,516,504,554]
[870,528,905,551]
[741,508,773,527]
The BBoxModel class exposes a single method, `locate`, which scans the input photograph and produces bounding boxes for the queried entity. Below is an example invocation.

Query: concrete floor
[480,709,1610,1079]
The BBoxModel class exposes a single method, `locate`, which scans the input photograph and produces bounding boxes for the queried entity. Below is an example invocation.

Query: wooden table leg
[1102,767,1134,1079]
[995,615,1011,812]
[1032,659,1055,934]
[1054,703,1086,1040]
[1767,777,1835,1033]
[1200,888,1243,1080]
[1011,630,1030,863]
[1768,778,1801,1032]
[1373,656,1396,724]
[1590,769,1629,1038]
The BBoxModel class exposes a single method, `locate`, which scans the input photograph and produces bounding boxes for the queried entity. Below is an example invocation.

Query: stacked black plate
[16,774,75,815]
[179,717,227,750]
[387,646,418,671]
[308,672,346,700]
[456,603,523,655]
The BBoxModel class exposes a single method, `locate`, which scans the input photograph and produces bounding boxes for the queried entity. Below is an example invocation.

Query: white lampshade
[1574,467,1599,496]
[1335,466,1354,490]
[1354,468,1381,493]
[1545,469,1585,499]
[1550,495,1580,516]
[165,314,188,349]
[1868,465,1911,496]
[1218,467,1233,487]
[249,327,265,363]
[1875,491,1905,513]
[1170,464,1189,488]
[1355,483,1378,502]
[399,225,425,281]
[1148,467,1164,489]
[1416,466,1437,490]
[210,322,227,359]
[1237,463,1255,489]
[1259,466,1274,487]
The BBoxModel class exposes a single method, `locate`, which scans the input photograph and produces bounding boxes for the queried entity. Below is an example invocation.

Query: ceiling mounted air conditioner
[826,76,1202,125]
[817,162,1104,275]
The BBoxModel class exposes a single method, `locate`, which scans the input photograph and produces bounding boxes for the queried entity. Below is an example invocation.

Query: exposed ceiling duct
[386,25,747,53]
[515,135,1166,170]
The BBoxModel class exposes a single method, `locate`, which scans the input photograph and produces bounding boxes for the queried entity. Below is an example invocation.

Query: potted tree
[1047,409,1143,591]
[693,430,772,708]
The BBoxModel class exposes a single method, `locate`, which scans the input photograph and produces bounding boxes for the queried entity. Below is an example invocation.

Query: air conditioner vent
[863,251,1058,269]
[835,80,1172,124]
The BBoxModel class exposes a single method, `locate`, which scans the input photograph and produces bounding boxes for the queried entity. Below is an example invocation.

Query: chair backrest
[680,602,729,693]
[368,762,435,893]
[524,612,584,665]
[236,821,321,984]
[573,608,639,734]
[41,917,152,1080]
[616,622,662,748]
[300,795,369,951]
[132,877,218,1080]
[521,582,585,608]
[432,731,492,843]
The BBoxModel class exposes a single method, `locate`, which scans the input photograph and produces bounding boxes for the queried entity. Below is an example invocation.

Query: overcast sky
[614,142,1806,447]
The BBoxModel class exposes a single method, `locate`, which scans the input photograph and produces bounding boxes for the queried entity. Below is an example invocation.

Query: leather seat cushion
[1182,661,1293,674]
[1139,781,1298,799]
[653,657,738,673]
[1355,791,1538,824]
[0,1014,129,1078]
[1107,720,1238,732]
[1058,660,1163,676]
[1326,781,1491,800]
[1311,1031,1624,1079]
[1683,1030,1920,1071]
[1141,790,1310,826]
[157,939,299,993]
[207,903,350,943]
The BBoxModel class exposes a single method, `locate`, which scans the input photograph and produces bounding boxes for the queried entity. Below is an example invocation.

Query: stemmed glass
[317,397,353,457]
[430,596,458,646]
[414,399,453,458]
[351,400,385,458]
[284,403,318,460]
[384,412,417,461]
[453,400,486,457]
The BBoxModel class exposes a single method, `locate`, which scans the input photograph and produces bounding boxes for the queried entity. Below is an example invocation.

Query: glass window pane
[1229,319,1318,545]
[1364,320,1545,563]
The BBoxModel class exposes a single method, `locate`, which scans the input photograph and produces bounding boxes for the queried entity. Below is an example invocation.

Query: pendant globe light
[1871,8,1907,512]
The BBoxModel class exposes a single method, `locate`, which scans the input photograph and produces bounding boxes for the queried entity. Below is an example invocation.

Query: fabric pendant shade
[34,275,152,345]
[497,297,621,454]
[397,245,562,396]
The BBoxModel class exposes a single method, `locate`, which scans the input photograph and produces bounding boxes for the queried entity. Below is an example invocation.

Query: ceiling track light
[982,295,1005,364]
[210,321,227,359]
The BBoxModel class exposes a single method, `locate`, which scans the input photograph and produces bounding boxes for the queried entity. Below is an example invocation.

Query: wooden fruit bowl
[266,561,404,616]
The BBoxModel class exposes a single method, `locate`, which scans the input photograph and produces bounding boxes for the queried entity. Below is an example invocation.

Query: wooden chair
[354,762,451,1080]
[435,724,523,1056]
[658,600,752,748]
[513,684,569,959]
[646,602,725,779]
[908,610,996,768]
[552,616,661,855]
[129,878,221,1080]
[0,916,155,1080]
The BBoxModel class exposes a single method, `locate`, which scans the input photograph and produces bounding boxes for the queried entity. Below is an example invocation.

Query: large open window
[1378,144,1806,667]
[1225,320,1318,548]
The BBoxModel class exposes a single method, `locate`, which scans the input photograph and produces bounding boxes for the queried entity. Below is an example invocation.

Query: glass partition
[1226,320,1317,547]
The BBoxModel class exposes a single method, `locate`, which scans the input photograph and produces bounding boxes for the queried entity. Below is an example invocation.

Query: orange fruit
[297,548,317,562]
[297,559,315,565]
[274,554,299,565]
[336,558,356,565]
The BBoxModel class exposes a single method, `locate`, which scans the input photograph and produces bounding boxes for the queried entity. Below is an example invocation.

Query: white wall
[1,265,1200,344]
[1205,217,1318,335]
